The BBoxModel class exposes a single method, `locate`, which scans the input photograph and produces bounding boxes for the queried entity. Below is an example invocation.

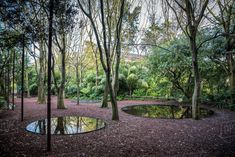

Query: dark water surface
[122,104,214,119]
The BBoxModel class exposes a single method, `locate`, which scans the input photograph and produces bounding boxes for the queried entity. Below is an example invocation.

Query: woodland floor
[0,97,235,157]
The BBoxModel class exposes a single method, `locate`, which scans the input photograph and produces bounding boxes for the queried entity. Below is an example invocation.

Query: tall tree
[0,1,28,103]
[208,0,235,109]
[166,0,209,119]
[31,1,48,104]
[53,0,78,109]
[68,18,88,105]
[78,0,126,120]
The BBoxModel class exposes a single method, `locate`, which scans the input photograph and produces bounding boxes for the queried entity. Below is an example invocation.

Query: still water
[122,105,214,119]
[26,116,106,135]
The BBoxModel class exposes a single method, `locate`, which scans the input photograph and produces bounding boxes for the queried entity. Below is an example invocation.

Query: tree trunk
[76,65,80,105]
[57,87,66,109]
[227,39,235,110]
[57,77,66,109]
[56,30,66,109]
[79,63,83,84]
[101,80,108,108]
[7,50,10,108]
[25,68,30,98]
[57,43,66,109]
[12,50,15,109]
[106,70,119,120]
[24,50,30,98]
[95,51,99,87]
[37,40,46,104]
[112,50,120,98]
[190,38,200,120]
[4,59,7,101]
[77,0,125,121]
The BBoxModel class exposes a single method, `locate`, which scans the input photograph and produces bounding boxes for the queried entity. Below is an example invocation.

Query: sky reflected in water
[26,116,106,135]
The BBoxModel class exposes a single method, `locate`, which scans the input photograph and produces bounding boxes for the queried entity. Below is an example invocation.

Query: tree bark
[37,40,46,104]
[57,45,66,109]
[57,87,66,109]
[190,37,200,120]
[76,65,80,105]
[101,80,108,108]
[25,68,30,98]
[106,70,119,120]
[95,51,99,87]
[7,50,10,108]
[55,28,67,109]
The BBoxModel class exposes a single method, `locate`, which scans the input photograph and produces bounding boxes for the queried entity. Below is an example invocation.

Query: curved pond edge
[25,115,107,135]
[121,104,215,120]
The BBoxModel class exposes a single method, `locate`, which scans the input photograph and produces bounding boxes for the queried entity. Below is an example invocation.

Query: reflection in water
[26,116,106,135]
[122,105,214,119]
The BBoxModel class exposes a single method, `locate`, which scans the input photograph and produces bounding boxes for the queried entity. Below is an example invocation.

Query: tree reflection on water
[26,116,106,135]
[122,105,213,119]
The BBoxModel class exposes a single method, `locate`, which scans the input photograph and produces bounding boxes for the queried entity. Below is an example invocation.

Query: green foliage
[133,89,146,96]
[128,66,137,74]
[118,74,129,95]
[28,67,38,96]
[29,83,38,96]
[65,84,77,98]
[2,15,229,110]
[148,36,193,99]
[85,73,96,84]
[127,73,138,94]
[137,79,148,89]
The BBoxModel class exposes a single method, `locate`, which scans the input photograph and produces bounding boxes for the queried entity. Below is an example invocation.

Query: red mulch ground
[0,97,235,157]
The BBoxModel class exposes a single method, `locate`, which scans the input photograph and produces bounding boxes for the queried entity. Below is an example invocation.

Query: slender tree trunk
[4,57,7,100]
[7,50,10,108]
[77,0,125,121]
[106,71,119,120]
[95,51,99,87]
[57,64,66,108]
[12,50,15,109]
[57,40,66,109]
[108,0,124,120]
[101,80,108,108]
[24,50,30,98]
[76,65,80,105]
[112,50,120,98]
[80,63,83,85]
[190,38,200,120]
[37,40,46,104]
[25,68,30,98]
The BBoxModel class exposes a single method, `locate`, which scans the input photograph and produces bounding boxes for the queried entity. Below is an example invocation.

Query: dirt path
[0,97,235,156]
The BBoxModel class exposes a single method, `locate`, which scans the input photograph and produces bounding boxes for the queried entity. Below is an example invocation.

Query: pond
[26,116,106,135]
[122,104,214,119]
